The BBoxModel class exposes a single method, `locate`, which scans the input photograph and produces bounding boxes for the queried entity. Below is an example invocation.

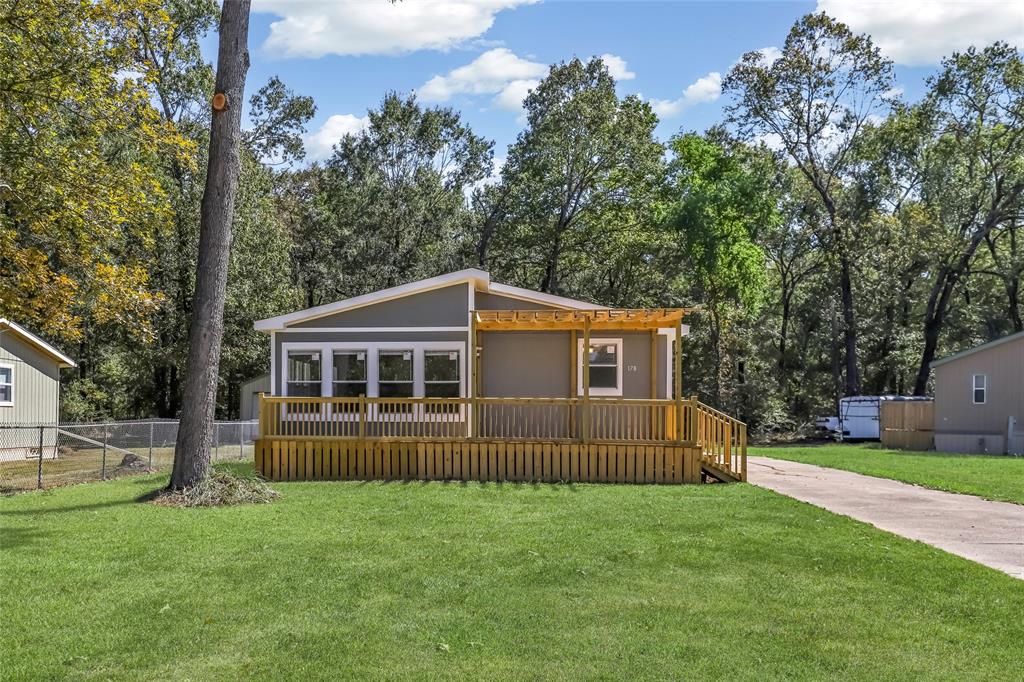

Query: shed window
[973,374,987,404]
[0,365,11,405]
[577,338,623,396]
[286,351,321,397]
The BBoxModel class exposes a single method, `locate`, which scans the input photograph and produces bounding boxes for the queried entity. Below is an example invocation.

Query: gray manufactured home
[251,269,750,485]
[932,331,1024,454]
[254,269,685,406]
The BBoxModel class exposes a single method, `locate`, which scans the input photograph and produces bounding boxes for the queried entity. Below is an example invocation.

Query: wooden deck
[254,396,746,484]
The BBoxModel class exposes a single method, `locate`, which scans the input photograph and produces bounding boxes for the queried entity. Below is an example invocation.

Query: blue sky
[229,1,1023,165]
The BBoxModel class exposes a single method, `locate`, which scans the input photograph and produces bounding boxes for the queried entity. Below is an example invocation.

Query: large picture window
[577,338,623,396]
[0,364,12,405]
[424,350,460,398]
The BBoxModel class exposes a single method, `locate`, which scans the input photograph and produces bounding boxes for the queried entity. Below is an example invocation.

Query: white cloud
[303,114,370,161]
[600,53,636,81]
[650,71,722,118]
[254,0,537,58]
[418,48,547,102]
[751,46,782,66]
[492,78,540,112]
[818,0,1024,65]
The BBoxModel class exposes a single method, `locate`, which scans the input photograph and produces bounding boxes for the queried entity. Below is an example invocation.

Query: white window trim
[280,341,466,421]
[0,362,12,407]
[577,338,623,397]
[972,373,987,405]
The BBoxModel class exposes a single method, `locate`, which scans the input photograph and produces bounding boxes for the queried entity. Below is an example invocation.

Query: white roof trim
[254,269,491,331]
[486,281,607,310]
[931,330,1024,368]
[0,319,77,367]
[254,269,610,332]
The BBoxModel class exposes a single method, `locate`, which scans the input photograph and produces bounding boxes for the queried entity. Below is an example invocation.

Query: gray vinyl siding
[0,333,60,425]
[474,291,558,311]
[481,331,668,399]
[289,284,469,328]
[0,332,61,458]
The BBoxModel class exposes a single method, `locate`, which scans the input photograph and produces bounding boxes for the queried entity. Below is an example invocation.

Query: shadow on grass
[0,525,52,549]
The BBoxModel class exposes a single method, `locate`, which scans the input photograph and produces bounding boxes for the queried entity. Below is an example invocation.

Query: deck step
[701,460,741,483]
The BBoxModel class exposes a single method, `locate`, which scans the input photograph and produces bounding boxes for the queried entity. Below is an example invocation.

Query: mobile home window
[332,350,367,398]
[577,338,623,396]
[0,364,12,405]
[424,350,460,398]
[286,351,321,396]
[378,351,414,398]
[973,374,986,404]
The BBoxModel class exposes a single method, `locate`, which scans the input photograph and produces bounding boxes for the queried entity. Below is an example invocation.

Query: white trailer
[816,396,932,441]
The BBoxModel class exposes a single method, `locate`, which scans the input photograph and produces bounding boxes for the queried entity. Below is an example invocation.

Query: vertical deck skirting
[254,439,702,484]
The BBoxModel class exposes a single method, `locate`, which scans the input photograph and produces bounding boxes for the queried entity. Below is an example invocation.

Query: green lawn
[2,465,1022,681]
[751,443,1024,505]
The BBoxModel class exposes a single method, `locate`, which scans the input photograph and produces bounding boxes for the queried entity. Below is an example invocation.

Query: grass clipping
[152,470,279,508]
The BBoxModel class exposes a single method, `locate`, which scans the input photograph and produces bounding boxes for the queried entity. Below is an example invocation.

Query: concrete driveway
[748,456,1024,579]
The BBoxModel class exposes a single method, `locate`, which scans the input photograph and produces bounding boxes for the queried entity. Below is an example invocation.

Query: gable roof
[0,319,77,368]
[253,269,607,332]
[930,330,1024,369]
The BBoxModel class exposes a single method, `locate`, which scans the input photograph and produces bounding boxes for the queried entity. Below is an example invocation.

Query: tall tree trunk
[170,0,251,490]
[838,254,859,395]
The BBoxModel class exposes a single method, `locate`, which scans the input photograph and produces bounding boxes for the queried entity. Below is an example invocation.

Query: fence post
[148,421,154,469]
[101,426,107,480]
[239,421,244,460]
[358,395,366,441]
[214,423,219,462]
[37,425,45,489]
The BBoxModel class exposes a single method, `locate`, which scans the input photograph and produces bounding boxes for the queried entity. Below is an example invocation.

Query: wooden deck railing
[693,402,747,480]
[257,395,746,480]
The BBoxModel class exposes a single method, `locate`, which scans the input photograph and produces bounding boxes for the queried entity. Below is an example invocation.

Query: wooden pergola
[470,308,696,440]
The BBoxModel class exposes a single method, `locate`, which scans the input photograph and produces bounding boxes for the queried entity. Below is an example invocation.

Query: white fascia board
[254,269,490,332]
[485,282,607,310]
[0,319,77,368]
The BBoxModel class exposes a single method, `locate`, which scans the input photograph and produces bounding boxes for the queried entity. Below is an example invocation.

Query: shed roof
[0,319,77,368]
[930,330,1024,369]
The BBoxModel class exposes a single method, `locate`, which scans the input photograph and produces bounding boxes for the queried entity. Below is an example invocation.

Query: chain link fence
[0,420,258,494]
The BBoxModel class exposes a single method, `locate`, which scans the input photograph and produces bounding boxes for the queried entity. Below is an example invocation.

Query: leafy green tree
[484,58,666,302]
[0,0,188,341]
[666,131,778,408]
[908,43,1024,393]
[307,93,492,299]
[725,12,896,395]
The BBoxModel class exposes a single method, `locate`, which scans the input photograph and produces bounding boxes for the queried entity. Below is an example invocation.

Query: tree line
[2,3,1021,434]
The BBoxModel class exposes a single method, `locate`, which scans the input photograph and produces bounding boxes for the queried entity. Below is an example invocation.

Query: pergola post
[582,315,591,443]
[569,328,577,439]
[675,317,683,443]
[470,314,479,438]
